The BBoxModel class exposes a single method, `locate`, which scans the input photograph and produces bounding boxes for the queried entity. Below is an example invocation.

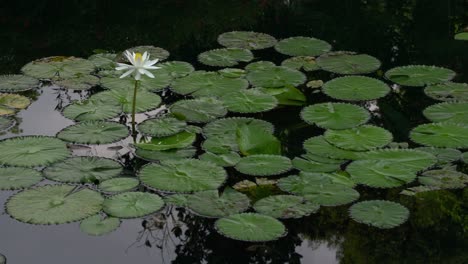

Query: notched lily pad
[410,122,468,148]
[170,97,227,123]
[137,117,187,137]
[157,61,194,78]
[218,31,277,50]
[98,177,140,193]
[198,48,254,67]
[235,155,292,176]
[316,51,381,74]
[324,125,393,151]
[301,102,370,130]
[322,76,390,101]
[0,93,31,116]
[275,36,331,56]
[349,200,409,229]
[246,66,306,88]
[80,215,121,236]
[281,56,319,71]
[21,56,95,80]
[57,121,130,145]
[54,74,100,90]
[385,65,455,87]
[424,82,468,102]
[0,74,39,92]
[187,188,250,218]
[103,192,164,218]
[0,167,43,190]
[136,131,196,151]
[171,71,248,97]
[62,97,121,122]
[135,147,196,162]
[253,195,319,219]
[220,89,278,113]
[419,169,468,189]
[423,102,468,124]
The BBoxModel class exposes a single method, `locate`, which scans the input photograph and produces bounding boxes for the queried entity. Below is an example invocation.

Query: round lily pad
[235,155,292,176]
[122,46,169,61]
[98,177,139,193]
[0,116,15,131]
[423,102,468,124]
[43,156,122,183]
[54,74,100,90]
[322,76,390,101]
[199,152,241,167]
[171,71,248,97]
[218,68,246,78]
[139,159,227,192]
[253,195,319,219]
[198,48,253,67]
[100,74,172,92]
[0,93,31,115]
[164,194,190,207]
[62,97,121,122]
[246,66,306,88]
[103,192,164,218]
[245,61,276,71]
[91,88,162,113]
[187,188,250,218]
[21,56,95,80]
[416,147,461,165]
[215,213,286,242]
[135,147,196,162]
[384,65,456,87]
[324,125,393,151]
[346,160,417,188]
[0,136,70,167]
[157,61,194,78]
[170,97,227,123]
[137,117,187,137]
[281,56,319,71]
[220,89,278,113]
[424,82,468,102]
[57,121,129,144]
[0,167,42,190]
[455,32,468,40]
[218,31,277,50]
[88,53,117,70]
[80,215,121,236]
[6,185,103,224]
[301,102,370,130]
[419,169,468,189]
[303,136,360,160]
[349,200,409,229]
[275,36,331,56]
[410,122,468,148]
[136,131,196,151]
[317,51,381,75]
[0,74,39,92]
[356,149,437,171]
[292,157,341,173]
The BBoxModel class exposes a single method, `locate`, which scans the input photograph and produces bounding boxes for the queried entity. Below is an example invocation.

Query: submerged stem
[132,80,139,140]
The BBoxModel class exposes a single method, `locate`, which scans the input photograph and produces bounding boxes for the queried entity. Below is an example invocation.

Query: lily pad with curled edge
[0,136,70,167]
[0,116,15,131]
[423,102,468,124]
[187,188,250,218]
[171,71,248,97]
[0,74,39,92]
[355,149,437,171]
[199,152,241,167]
[157,61,194,78]
[80,215,121,236]
[91,88,162,113]
[424,82,468,102]
[275,37,331,56]
[235,155,292,176]
[301,102,370,130]
[281,56,319,71]
[100,74,172,92]
[0,167,43,190]
[120,45,170,61]
[137,117,187,137]
[253,195,319,219]
[419,169,468,189]
[220,89,278,113]
[0,93,31,114]
[346,160,417,188]
[103,192,164,218]
[218,68,246,78]
[349,200,409,229]
[237,123,281,155]
[204,117,274,139]
[88,53,117,70]
[215,213,286,242]
[245,61,276,71]
[54,74,100,90]
[303,136,360,160]
[198,48,254,67]
[43,156,123,184]
[409,122,468,148]
[62,97,121,122]
[139,159,227,193]
[164,194,191,207]
[292,157,340,173]
[416,147,461,165]
[316,51,381,74]
[170,97,227,123]
[246,66,306,88]
[21,56,95,80]
[135,147,196,162]
[136,131,196,151]
[218,31,277,50]
[324,125,393,151]
[322,76,390,101]
[455,32,468,40]
[98,178,139,193]
[57,121,129,145]
[6,185,104,224]
[384,65,456,87]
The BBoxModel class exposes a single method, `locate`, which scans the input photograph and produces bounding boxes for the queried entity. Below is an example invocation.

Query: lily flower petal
[119,69,135,79]
[141,69,155,78]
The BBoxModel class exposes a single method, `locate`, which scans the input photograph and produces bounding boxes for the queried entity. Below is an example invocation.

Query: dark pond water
[1,1,468,263]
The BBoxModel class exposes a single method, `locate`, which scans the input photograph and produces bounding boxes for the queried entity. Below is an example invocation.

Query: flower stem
[131,80,139,139]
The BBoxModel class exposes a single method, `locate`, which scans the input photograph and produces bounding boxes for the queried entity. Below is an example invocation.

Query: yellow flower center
[134,52,143,62]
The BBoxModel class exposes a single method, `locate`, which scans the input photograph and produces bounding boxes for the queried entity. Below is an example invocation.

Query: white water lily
[116,51,161,80]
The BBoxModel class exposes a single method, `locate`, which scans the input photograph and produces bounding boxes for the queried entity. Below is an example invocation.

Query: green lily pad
[98,178,139,193]
[259,85,306,106]
[385,65,456,87]
[349,200,409,229]
[137,117,187,137]
[218,31,277,50]
[139,159,227,192]
[356,149,437,171]
[43,156,122,183]
[187,188,250,218]
[164,194,191,207]
[57,121,129,145]
[322,76,390,101]
[0,116,15,131]
[303,136,360,160]
[170,97,227,123]
[218,68,247,78]
[136,131,196,151]
[316,51,381,74]
[301,102,370,130]
[281,56,319,71]
[157,61,194,78]
[103,192,164,218]
[220,89,278,113]
[278,171,356,191]
[423,102,468,124]
[462,152,468,163]
[202,136,240,154]
[419,169,468,189]
[91,88,162,113]
[199,152,241,167]
[410,122,468,148]
[171,71,248,97]
[0,74,39,92]
[88,53,117,70]
[100,74,172,92]
[302,152,345,164]
[135,147,196,162]
[246,66,306,88]
[455,32,468,40]
[424,82,468,102]
[236,123,281,155]
[0,93,31,115]
[235,155,292,176]
[0,167,42,190]
[292,157,341,173]
[253,195,319,219]
[275,36,331,56]
[6,185,103,224]
[215,213,286,242]
[245,61,276,71]
[346,160,417,188]
[80,215,121,236]
[0,136,70,167]
[54,74,100,90]
[416,147,461,165]
[62,97,121,121]
[324,125,393,151]
[198,48,253,67]
[21,56,95,80]
[122,46,169,61]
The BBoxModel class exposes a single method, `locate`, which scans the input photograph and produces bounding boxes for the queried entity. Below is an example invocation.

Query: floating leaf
[157,61,194,78]
[136,131,196,151]
[220,89,278,113]
[410,122,468,148]
[57,121,129,144]
[91,88,162,113]
[199,152,241,167]
[98,178,139,193]
[137,117,187,137]
[21,56,95,80]
[245,61,276,71]
[423,102,468,124]
[139,159,227,192]
[0,74,39,92]
[218,31,277,50]
[88,53,117,70]
[198,48,253,67]
[170,97,227,123]
[246,66,306,88]
[324,125,393,151]
[322,76,390,101]
[236,123,281,155]
[275,37,331,56]
[135,147,196,162]
[62,97,121,121]
[424,82,468,102]
[384,65,455,87]
[0,167,42,190]
[400,185,441,196]
[419,169,468,189]
[346,160,417,188]
[164,194,190,207]
[100,74,172,92]
[0,93,31,115]
[235,155,292,176]
[316,52,381,74]
[455,32,468,40]
[416,147,461,165]
[281,56,319,71]
[171,71,248,97]
[0,117,14,131]
[253,195,319,219]
[349,200,409,229]
[303,136,360,160]
[55,75,100,90]
[218,68,246,78]
[122,46,169,61]
[0,136,70,167]
[301,102,370,130]
[6,185,103,224]
[215,213,286,242]
[103,192,164,218]
[356,149,437,171]
[463,152,468,163]
[80,215,121,236]
[259,85,306,106]
[292,157,341,173]
[187,188,250,218]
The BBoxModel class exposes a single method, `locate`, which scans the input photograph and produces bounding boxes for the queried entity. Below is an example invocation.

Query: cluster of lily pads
[0,31,467,243]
